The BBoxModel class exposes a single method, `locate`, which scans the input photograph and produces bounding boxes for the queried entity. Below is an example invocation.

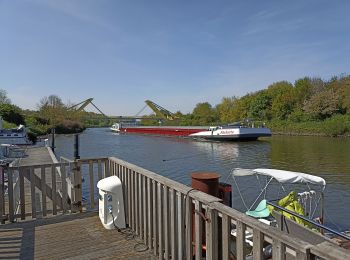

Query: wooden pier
[0,147,349,259]
[0,211,153,260]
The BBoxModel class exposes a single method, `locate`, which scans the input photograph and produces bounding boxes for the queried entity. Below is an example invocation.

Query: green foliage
[27,131,38,143]
[25,112,51,135]
[168,74,350,137]
[0,103,25,125]
[55,120,85,134]
[288,108,310,123]
[216,97,237,123]
[2,120,17,129]
[323,115,350,137]
[268,82,295,120]
[191,102,218,125]
[3,75,350,138]
[294,77,313,107]
[248,91,271,120]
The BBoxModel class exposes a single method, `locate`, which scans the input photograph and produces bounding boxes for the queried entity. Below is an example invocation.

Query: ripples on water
[55,128,350,231]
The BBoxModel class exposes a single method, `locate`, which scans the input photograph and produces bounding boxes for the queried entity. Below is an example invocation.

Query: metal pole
[51,128,55,153]
[74,134,80,160]
[73,134,82,212]
[0,166,4,224]
[321,192,325,234]
[267,201,350,241]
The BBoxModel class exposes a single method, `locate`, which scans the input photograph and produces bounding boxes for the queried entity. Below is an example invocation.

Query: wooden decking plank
[0,212,152,260]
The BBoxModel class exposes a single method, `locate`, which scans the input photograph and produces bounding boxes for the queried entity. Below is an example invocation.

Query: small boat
[228,168,350,257]
[0,118,31,145]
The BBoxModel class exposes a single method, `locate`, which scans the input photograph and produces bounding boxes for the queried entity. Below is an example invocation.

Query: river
[54,128,350,232]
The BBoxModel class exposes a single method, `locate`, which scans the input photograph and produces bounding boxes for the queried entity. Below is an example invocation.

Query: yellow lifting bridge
[68,98,178,121]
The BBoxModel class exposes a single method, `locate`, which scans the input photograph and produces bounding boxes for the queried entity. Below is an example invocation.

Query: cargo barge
[110,122,271,141]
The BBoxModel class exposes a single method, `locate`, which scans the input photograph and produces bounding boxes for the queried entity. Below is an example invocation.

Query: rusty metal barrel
[191,172,221,197]
[191,172,221,257]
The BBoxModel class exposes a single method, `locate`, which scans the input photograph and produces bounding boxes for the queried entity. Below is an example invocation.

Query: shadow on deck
[0,212,153,260]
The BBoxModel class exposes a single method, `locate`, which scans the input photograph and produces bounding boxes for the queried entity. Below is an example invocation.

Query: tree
[303,89,340,119]
[0,89,11,104]
[294,77,313,107]
[0,103,25,125]
[327,75,350,114]
[232,95,252,120]
[38,95,64,109]
[216,97,237,123]
[266,81,294,99]
[37,95,66,126]
[309,77,326,95]
[192,102,217,125]
[248,91,271,120]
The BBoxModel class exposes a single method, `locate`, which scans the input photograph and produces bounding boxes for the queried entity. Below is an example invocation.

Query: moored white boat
[0,118,31,145]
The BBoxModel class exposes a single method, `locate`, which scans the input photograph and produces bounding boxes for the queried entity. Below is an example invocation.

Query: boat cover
[231,168,326,186]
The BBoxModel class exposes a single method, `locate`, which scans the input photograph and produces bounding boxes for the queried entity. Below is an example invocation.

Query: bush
[323,115,350,137]
[0,103,25,125]
[288,109,311,123]
[2,120,17,129]
[55,120,85,134]
[27,131,37,144]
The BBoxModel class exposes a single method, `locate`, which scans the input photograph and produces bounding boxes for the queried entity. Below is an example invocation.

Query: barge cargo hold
[110,122,272,141]
[111,123,207,136]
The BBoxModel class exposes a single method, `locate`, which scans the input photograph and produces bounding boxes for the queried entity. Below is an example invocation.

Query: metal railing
[267,201,350,241]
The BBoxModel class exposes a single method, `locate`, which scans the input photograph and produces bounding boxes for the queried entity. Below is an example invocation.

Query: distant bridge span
[70,98,178,121]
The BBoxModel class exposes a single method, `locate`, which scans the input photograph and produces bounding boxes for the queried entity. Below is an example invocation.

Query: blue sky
[1,0,350,115]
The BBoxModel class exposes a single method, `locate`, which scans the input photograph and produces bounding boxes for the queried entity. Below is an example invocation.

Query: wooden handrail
[2,156,348,259]
[106,156,349,260]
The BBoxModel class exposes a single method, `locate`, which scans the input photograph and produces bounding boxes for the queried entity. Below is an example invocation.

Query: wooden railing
[1,158,108,222]
[2,157,349,259]
[106,157,350,260]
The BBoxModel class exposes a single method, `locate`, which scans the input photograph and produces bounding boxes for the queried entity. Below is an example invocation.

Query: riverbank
[267,116,350,137]
[271,131,350,138]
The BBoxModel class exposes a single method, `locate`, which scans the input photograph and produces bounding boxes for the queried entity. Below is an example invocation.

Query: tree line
[0,92,86,142]
[1,74,350,139]
[152,75,350,136]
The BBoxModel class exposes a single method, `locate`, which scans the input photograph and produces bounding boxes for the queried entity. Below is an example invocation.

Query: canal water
[55,128,350,232]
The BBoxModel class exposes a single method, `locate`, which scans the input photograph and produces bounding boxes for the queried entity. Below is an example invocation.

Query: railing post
[272,239,286,260]
[236,220,246,260]
[8,168,14,222]
[30,167,37,218]
[195,200,203,260]
[253,229,264,260]
[51,128,56,153]
[41,166,47,217]
[19,169,25,220]
[0,166,5,223]
[88,161,94,209]
[206,207,218,260]
[185,195,193,260]
[72,161,82,212]
[221,214,231,260]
